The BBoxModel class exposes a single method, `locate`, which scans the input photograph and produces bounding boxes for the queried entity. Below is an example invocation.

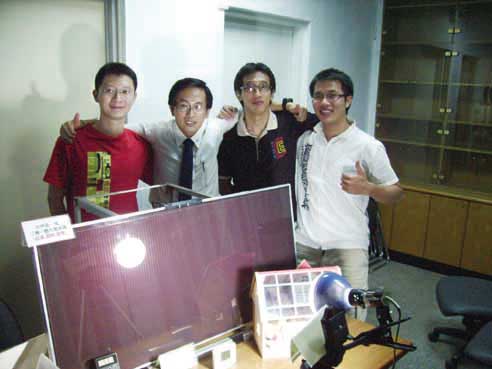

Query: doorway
[223,8,310,107]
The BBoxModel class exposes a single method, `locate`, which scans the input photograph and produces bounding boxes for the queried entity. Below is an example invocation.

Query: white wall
[124,0,383,133]
[0,0,105,337]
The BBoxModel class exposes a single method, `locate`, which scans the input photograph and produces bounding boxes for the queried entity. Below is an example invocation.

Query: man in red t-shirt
[43,62,153,222]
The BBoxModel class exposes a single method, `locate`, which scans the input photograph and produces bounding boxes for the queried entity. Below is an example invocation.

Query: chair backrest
[0,298,24,351]
[367,198,388,259]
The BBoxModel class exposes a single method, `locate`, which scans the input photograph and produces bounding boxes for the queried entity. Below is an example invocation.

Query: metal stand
[301,303,416,369]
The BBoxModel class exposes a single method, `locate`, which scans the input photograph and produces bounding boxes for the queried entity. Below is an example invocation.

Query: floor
[366,260,490,369]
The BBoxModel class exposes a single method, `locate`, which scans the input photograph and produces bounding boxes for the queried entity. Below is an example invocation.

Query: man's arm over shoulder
[274,101,318,130]
[210,116,237,137]
[127,120,170,144]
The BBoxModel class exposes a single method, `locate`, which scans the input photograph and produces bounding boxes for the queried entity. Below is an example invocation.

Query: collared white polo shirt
[295,120,399,250]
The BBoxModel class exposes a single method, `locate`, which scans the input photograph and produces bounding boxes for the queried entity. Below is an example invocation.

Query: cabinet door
[423,196,468,266]
[390,191,430,256]
[461,202,492,275]
[378,202,394,247]
[439,1,492,195]
[377,1,457,188]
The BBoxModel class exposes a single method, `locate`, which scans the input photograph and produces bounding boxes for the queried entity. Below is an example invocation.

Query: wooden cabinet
[383,189,492,276]
[377,0,492,201]
[423,196,468,267]
[378,202,394,247]
[461,202,492,275]
[376,1,492,277]
[389,190,430,257]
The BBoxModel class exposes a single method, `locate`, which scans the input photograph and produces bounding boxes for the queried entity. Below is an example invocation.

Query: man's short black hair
[309,68,354,113]
[168,78,213,109]
[233,62,276,96]
[309,68,354,97]
[94,62,138,91]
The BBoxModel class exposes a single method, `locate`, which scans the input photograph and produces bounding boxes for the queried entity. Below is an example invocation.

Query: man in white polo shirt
[295,68,403,320]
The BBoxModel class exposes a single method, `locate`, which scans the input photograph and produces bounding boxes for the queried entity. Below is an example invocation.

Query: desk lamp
[301,272,416,369]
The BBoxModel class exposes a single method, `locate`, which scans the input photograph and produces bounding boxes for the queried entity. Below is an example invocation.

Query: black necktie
[178,138,194,200]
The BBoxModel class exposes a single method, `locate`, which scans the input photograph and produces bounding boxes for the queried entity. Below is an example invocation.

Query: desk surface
[198,319,412,369]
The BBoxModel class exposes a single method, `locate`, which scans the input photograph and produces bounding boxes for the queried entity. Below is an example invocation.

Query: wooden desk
[199,319,412,369]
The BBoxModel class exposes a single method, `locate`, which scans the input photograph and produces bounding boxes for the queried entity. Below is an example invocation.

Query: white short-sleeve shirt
[295,120,399,250]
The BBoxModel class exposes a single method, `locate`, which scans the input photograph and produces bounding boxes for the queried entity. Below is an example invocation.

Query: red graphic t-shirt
[43,124,153,222]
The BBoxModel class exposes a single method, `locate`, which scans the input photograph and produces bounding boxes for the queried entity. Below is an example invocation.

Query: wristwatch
[282,98,293,111]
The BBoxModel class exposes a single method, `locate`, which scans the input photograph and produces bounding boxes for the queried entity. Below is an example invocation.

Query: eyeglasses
[240,83,271,95]
[100,87,134,99]
[175,102,205,113]
[312,92,346,103]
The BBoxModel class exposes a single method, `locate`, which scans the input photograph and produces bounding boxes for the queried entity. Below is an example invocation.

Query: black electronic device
[93,353,120,369]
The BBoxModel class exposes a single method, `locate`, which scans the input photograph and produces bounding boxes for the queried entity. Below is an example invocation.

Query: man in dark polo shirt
[218,62,317,215]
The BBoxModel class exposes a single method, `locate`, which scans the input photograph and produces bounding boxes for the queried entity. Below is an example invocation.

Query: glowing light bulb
[114,237,146,268]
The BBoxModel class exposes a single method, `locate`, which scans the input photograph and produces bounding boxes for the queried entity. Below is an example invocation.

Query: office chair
[463,320,492,367]
[428,276,492,369]
[367,198,389,271]
[0,297,24,351]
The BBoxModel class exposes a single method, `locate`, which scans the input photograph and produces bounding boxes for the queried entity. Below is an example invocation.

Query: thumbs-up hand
[341,160,373,195]
[59,113,93,143]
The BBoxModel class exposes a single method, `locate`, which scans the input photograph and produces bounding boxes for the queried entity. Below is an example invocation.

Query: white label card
[158,343,197,369]
[21,214,75,247]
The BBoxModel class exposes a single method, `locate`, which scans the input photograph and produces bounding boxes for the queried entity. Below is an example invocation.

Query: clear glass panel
[384,142,441,185]
[449,84,492,125]
[265,287,279,307]
[296,306,313,316]
[281,307,296,317]
[380,45,453,83]
[377,83,446,122]
[293,284,310,304]
[383,3,455,44]
[376,118,443,145]
[455,2,492,43]
[277,274,292,284]
[444,123,492,152]
[279,285,294,305]
[263,274,276,285]
[292,272,309,283]
[442,150,492,194]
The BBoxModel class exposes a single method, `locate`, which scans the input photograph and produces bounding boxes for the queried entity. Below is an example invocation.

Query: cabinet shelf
[387,0,492,10]
[377,113,492,127]
[380,80,492,88]
[382,40,492,46]
[400,182,492,205]
[380,80,445,86]
[382,41,450,47]
[380,138,492,155]
[377,113,443,124]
